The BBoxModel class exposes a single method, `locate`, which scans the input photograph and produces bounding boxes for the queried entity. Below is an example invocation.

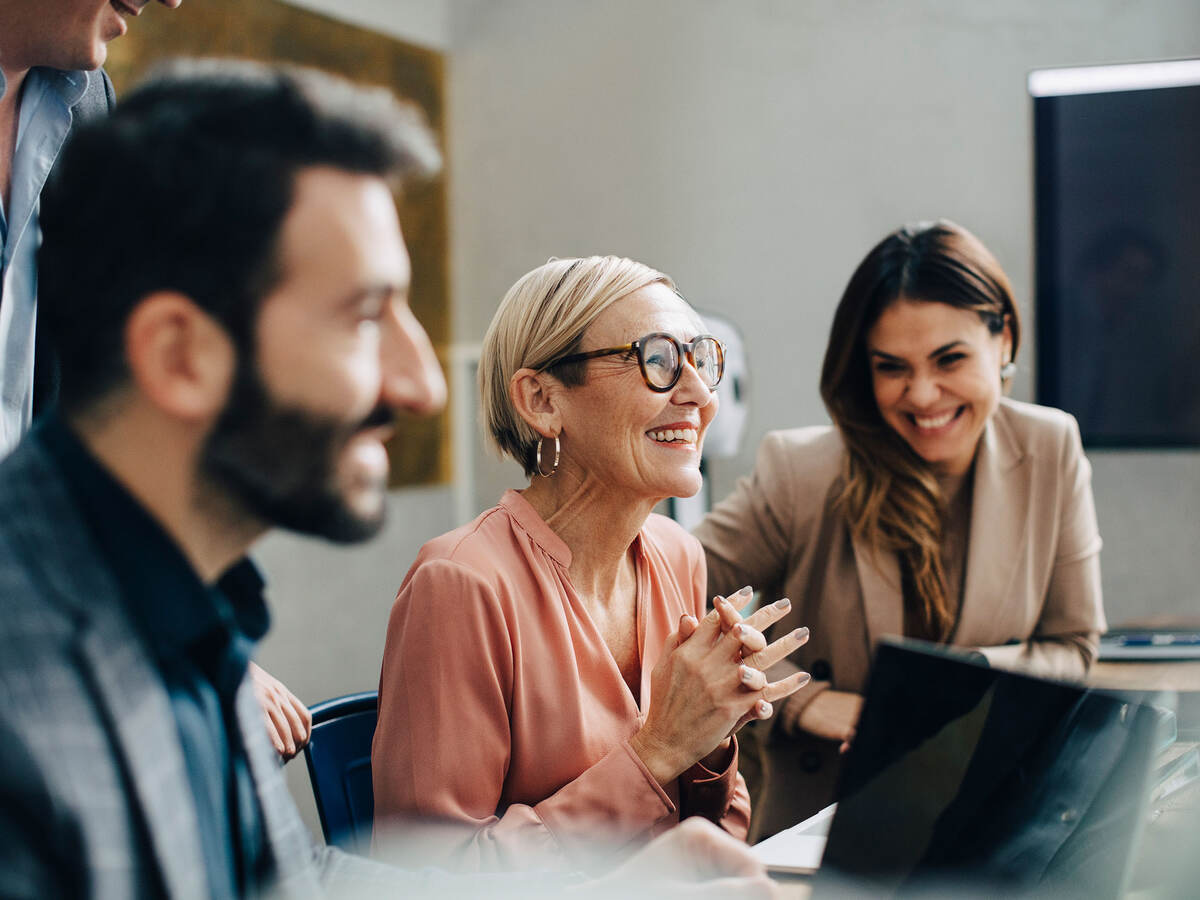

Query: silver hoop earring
[1000,362,1017,382]
[535,435,560,478]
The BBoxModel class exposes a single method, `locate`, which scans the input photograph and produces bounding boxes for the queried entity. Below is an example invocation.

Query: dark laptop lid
[814,638,1165,898]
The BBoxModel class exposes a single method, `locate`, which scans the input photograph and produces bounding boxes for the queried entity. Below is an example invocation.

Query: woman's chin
[664,471,705,500]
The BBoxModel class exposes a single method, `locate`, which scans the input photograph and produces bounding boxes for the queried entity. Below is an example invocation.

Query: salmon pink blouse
[372,490,751,872]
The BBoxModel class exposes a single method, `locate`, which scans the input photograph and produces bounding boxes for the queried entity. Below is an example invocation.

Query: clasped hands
[630,587,811,786]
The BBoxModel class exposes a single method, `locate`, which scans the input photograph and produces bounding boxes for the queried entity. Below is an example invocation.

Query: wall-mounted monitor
[1031,59,1200,447]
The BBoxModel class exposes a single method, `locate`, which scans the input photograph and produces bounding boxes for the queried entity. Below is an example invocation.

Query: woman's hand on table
[795,689,863,753]
[630,591,810,785]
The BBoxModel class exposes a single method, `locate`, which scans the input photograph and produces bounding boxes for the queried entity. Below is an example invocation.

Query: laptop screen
[814,638,1164,898]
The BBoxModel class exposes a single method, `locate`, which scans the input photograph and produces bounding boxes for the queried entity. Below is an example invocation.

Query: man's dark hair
[39,59,441,416]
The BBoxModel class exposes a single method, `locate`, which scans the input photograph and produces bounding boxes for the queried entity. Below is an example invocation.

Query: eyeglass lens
[642,335,722,389]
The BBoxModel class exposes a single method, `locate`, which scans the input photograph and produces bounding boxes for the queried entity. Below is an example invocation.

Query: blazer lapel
[76,603,210,900]
[851,530,904,649]
[956,413,1032,641]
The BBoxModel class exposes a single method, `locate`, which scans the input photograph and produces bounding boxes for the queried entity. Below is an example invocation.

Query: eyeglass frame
[541,331,726,393]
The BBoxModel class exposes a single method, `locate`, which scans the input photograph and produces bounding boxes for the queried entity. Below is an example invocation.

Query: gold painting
[106,0,450,487]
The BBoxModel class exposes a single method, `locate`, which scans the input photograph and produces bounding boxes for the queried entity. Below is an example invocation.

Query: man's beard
[199,360,393,544]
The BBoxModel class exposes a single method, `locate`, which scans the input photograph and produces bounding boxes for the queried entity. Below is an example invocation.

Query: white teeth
[914,410,956,430]
[649,428,698,443]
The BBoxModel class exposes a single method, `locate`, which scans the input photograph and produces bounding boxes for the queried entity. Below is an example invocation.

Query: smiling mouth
[111,0,143,16]
[908,407,964,432]
[647,427,698,445]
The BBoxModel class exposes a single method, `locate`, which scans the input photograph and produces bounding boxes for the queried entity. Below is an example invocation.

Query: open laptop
[755,638,1166,898]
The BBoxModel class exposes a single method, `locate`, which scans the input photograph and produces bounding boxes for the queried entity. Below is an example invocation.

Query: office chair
[303,690,378,851]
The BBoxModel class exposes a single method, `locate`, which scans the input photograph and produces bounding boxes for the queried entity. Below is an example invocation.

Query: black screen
[1034,73,1200,446]
[814,640,1163,898]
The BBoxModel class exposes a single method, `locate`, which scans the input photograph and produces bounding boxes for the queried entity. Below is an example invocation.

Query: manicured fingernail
[733,623,746,638]
[775,598,791,610]
[798,673,811,688]
[793,626,809,642]
[740,665,757,685]
[737,585,753,597]
[757,700,772,717]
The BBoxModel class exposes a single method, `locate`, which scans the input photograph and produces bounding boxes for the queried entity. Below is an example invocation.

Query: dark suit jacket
[0,432,437,897]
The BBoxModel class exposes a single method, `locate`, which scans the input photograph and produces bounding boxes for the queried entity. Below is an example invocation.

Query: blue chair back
[303,691,378,851]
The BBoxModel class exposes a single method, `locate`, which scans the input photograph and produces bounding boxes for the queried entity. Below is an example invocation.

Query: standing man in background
[0,0,182,450]
[0,0,314,759]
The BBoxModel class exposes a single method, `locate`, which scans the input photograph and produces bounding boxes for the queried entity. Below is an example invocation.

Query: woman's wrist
[629,727,689,786]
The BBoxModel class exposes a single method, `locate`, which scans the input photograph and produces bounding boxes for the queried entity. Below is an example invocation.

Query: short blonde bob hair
[480,255,674,477]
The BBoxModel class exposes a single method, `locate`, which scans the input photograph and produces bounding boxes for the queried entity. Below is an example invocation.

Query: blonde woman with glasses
[372,256,811,872]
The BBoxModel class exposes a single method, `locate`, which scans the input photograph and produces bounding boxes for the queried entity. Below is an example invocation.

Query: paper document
[751,803,836,874]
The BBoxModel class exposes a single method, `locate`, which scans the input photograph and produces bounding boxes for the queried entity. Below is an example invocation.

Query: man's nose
[380,304,447,416]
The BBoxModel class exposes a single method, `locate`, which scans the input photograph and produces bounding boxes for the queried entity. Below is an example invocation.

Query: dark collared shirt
[40,415,268,898]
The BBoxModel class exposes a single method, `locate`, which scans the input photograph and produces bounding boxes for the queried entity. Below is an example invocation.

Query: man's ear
[123,292,236,421]
[509,368,563,438]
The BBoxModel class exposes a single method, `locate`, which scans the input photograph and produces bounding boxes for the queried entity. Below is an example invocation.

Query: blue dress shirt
[0,68,90,457]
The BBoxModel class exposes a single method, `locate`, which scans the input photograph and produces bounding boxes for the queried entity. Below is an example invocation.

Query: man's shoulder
[0,434,104,634]
[0,433,72,546]
[72,69,116,121]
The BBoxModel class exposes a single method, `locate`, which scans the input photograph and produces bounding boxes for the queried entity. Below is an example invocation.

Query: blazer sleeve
[695,431,802,603]
[372,557,677,873]
[675,540,752,840]
[978,415,1105,677]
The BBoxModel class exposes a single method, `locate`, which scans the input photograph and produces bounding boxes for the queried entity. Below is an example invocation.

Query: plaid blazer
[0,432,433,898]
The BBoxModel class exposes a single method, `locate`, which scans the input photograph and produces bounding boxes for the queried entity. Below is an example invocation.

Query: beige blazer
[694,398,1106,839]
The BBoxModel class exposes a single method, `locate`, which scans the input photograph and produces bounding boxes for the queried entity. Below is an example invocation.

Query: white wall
[447,0,1200,626]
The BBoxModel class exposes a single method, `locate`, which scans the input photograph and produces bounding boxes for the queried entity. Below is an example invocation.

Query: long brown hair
[819,221,1021,640]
